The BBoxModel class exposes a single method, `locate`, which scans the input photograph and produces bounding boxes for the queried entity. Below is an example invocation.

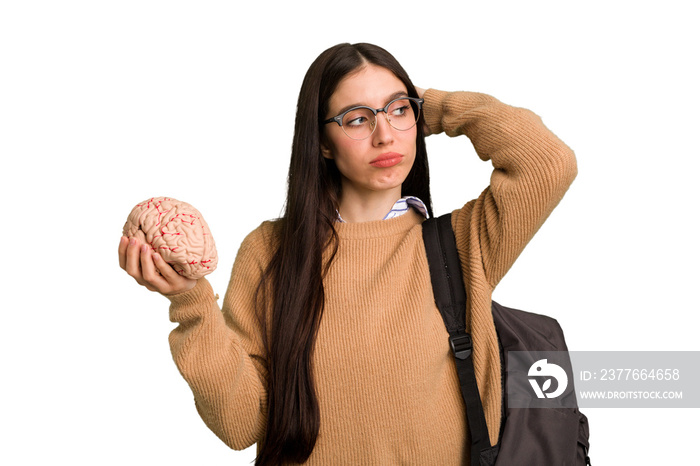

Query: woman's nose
[372,112,394,145]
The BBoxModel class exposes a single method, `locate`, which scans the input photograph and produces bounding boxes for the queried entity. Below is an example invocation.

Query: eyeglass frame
[322,96,424,139]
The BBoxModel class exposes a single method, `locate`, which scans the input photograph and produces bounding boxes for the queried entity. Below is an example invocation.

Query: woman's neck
[337,186,402,223]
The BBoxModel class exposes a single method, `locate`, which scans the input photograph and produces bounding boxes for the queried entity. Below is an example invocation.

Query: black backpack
[422,214,591,466]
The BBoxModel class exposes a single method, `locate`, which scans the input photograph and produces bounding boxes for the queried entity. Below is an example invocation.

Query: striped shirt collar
[336,196,429,223]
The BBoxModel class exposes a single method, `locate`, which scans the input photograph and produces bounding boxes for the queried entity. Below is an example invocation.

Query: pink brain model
[122,197,217,279]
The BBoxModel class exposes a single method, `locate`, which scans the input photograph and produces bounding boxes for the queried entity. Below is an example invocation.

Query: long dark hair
[254,43,432,465]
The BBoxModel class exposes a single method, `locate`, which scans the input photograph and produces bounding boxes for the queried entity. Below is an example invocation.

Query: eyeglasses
[323,97,424,140]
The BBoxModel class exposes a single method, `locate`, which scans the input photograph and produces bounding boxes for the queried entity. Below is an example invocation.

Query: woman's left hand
[415,86,426,99]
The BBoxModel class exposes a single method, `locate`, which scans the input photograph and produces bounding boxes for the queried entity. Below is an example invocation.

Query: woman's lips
[369,152,403,168]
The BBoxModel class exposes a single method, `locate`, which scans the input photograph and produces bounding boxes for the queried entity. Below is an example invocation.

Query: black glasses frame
[322,97,424,137]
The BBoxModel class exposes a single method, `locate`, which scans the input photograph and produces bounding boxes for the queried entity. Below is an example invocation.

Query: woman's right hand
[118,236,197,296]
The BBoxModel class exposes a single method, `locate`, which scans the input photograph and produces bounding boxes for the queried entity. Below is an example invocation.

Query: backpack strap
[422,214,495,466]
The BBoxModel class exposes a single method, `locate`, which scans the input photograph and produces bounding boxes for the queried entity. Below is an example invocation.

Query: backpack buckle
[449,333,473,360]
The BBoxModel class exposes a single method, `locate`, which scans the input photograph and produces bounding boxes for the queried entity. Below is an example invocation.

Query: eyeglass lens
[342,98,420,140]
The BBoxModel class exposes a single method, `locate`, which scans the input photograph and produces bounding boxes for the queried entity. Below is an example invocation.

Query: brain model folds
[122,197,218,279]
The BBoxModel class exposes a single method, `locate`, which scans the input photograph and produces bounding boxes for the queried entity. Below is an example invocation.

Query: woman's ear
[320,142,334,160]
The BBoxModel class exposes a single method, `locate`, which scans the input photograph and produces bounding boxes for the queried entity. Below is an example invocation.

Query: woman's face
[322,64,417,199]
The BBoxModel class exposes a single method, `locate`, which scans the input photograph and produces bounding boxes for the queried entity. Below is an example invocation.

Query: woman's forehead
[328,64,407,113]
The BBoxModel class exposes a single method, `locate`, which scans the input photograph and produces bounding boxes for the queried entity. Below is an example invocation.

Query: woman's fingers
[121,236,155,288]
[153,253,197,295]
[123,236,143,278]
[137,240,196,294]
[119,235,197,295]
[118,236,128,270]
[152,252,174,280]
[140,243,165,286]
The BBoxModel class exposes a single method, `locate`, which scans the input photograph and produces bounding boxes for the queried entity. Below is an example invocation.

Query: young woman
[118,43,577,465]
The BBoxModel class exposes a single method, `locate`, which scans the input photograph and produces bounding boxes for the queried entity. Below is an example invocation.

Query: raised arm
[422,89,577,288]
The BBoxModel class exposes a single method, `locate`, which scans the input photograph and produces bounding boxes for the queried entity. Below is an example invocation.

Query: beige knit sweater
[166,89,577,465]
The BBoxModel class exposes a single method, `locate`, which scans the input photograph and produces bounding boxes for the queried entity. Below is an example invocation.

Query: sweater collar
[333,207,425,240]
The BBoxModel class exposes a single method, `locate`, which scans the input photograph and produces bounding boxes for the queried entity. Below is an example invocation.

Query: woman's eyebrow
[335,91,409,116]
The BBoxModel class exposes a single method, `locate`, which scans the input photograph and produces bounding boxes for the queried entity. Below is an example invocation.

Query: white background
[2,0,698,464]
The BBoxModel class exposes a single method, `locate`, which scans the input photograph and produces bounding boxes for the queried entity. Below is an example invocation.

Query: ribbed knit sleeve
[424,89,577,286]
[423,89,577,445]
[166,224,273,450]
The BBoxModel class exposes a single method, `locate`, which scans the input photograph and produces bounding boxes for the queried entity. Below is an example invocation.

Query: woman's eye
[391,105,409,117]
[390,104,411,117]
[346,115,368,126]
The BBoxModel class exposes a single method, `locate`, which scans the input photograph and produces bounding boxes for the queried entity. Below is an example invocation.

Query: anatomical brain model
[122,197,218,279]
